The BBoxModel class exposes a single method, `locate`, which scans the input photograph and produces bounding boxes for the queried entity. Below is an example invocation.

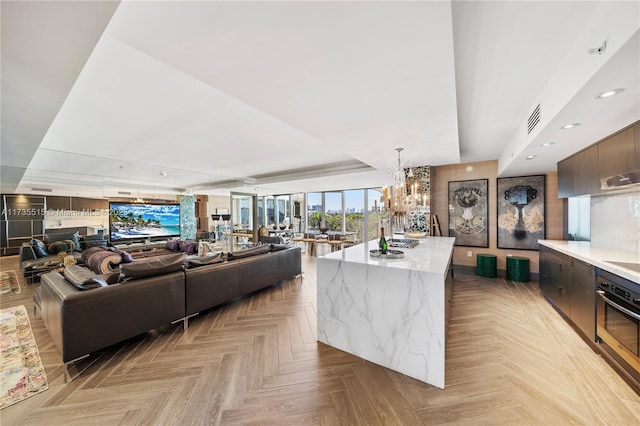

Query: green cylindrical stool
[476,254,497,278]
[507,256,530,282]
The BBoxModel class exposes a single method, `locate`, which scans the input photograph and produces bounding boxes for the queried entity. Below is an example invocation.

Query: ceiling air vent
[31,187,52,192]
[118,191,132,195]
[527,104,541,135]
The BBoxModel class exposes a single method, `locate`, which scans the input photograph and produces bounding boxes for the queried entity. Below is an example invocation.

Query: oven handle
[596,290,640,320]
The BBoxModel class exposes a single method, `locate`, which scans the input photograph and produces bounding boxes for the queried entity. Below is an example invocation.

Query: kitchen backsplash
[591,190,640,253]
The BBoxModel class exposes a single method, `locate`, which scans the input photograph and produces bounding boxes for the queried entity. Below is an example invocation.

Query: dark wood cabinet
[557,121,638,198]
[570,258,596,341]
[1,194,46,255]
[46,196,71,210]
[598,127,635,180]
[557,155,574,199]
[539,246,596,342]
[557,146,599,198]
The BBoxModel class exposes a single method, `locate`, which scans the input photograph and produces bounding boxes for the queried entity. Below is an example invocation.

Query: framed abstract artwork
[497,175,545,250]
[448,179,489,247]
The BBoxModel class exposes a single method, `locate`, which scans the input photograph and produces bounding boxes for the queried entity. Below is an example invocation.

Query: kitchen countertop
[319,237,456,274]
[538,240,640,283]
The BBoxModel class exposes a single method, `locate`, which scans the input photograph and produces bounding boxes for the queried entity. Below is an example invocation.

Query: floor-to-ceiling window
[344,189,364,243]
[266,196,275,226]
[306,192,322,232]
[324,192,342,231]
[367,188,387,242]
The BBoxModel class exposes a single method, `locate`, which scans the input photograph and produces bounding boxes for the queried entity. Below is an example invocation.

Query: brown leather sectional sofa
[34,245,301,380]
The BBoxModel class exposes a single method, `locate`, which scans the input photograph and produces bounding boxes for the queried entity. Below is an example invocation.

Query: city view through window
[307,188,387,242]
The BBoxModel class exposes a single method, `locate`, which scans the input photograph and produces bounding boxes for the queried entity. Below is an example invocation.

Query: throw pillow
[180,241,197,255]
[118,253,186,282]
[29,238,49,258]
[186,252,225,268]
[166,240,179,251]
[197,240,218,257]
[115,249,134,264]
[81,246,106,264]
[227,244,271,260]
[63,265,109,290]
[45,231,80,251]
[87,250,123,274]
[48,239,76,254]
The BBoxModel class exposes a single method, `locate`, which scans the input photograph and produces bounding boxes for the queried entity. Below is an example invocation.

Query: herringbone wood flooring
[1,254,639,425]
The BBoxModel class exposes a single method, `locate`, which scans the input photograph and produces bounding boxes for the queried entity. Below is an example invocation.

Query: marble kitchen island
[317,237,455,389]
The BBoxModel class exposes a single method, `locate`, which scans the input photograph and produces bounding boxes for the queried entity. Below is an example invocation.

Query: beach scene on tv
[110,203,180,241]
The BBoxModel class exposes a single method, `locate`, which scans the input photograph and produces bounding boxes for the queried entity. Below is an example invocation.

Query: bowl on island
[405,231,427,238]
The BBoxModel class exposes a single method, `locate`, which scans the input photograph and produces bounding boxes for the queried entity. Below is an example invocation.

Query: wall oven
[596,269,640,387]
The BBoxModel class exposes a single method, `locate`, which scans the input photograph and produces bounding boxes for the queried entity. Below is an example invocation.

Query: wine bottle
[379,227,388,254]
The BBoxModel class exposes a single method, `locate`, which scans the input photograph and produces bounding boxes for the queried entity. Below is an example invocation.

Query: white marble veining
[538,240,640,283]
[317,237,455,389]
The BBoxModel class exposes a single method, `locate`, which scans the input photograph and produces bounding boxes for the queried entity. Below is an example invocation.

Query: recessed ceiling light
[540,142,555,147]
[526,155,536,160]
[561,123,580,129]
[596,88,624,99]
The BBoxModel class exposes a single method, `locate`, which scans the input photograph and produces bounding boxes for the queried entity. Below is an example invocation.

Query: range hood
[600,169,640,190]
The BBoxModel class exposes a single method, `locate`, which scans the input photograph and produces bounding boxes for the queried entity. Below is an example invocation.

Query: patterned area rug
[0,305,48,409]
[0,270,21,295]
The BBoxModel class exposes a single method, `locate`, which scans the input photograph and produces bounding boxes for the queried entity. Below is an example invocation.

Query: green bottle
[379,227,388,254]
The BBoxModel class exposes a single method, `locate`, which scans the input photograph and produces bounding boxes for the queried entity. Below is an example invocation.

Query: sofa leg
[172,313,198,332]
[64,353,103,383]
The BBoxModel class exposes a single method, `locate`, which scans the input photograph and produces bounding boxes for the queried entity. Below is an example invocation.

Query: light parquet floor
[1,254,639,425]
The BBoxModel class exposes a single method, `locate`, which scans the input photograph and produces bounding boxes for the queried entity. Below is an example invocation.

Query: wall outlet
[467,251,472,257]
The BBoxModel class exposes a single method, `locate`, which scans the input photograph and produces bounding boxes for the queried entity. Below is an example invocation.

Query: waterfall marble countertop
[317,237,455,389]
[538,240,640,283]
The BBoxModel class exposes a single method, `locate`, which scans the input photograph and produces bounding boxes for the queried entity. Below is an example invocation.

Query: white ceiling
[2,1,639,198]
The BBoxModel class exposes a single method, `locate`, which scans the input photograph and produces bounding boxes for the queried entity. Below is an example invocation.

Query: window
[307,193,322,231]
[324,192,342,231]
[367,188,387,242]
[344,190,364,243]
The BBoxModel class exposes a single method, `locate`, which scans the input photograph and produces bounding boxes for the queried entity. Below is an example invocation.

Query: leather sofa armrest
[39,270,186,363]
[19,244,37,263]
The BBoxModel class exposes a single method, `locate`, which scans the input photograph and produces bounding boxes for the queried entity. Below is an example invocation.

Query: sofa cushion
[165,240,179,251]
[81,246,106,264]
[48,240,76,254]
[63,265,109,290]
[118,253,186,282]
[186,252,225,268]
[227,244,271,260]
[45,231,80,251]
[30,238,49,258]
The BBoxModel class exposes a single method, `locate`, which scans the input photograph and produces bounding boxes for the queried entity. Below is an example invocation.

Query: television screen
[109,202,180,242]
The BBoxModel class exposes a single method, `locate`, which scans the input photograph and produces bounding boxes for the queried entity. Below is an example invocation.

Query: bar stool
[476,254,497,278]
[506,256,530,282]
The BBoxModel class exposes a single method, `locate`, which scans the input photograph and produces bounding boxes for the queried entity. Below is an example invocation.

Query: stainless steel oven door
[596,290,640,373]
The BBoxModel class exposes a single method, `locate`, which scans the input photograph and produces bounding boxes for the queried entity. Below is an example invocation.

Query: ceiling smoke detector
[587,40,607,55]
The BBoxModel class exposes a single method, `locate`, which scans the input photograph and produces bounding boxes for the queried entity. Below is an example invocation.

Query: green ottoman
[476,254,497,278]
[507,256,530,282]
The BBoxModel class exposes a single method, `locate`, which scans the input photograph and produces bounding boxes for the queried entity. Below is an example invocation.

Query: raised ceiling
[2,1,639,198]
